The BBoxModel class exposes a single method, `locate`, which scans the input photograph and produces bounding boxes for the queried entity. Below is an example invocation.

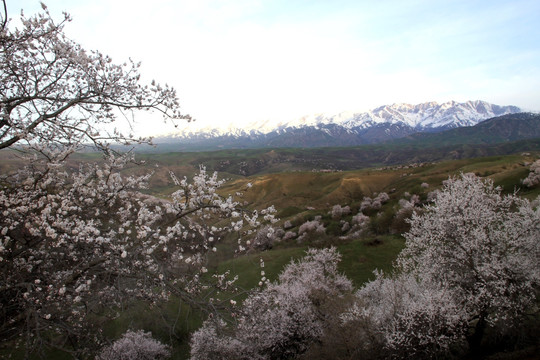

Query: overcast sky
[13,0,540,136]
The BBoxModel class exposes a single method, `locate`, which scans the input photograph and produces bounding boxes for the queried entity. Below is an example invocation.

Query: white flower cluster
[1,153,277,350]
[190,248,352,360]
[342,174,540,358]
[359,192,390,212]
[522,159,540,188]
[330,204,351,219]
[96,330,170,360]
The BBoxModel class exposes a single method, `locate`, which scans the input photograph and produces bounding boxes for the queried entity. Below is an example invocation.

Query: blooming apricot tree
[399,174,539,344]
[96,330,171,360]
[0,2,276,357]
[190,248,353,360]
[522,159,540,188]
[342,174,539,357]
[0,2,188,153]
[343,271,467,358]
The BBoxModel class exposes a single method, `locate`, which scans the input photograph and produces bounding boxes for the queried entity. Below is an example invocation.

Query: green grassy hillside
[199,152,540,299]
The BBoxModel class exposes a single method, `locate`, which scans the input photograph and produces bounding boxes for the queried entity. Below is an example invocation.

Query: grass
[103,298,206,360]
[336,235,405,286]
[215,246,309,291]
[211,235,405,293]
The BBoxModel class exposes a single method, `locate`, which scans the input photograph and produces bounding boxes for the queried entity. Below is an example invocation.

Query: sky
[12,0,540,136]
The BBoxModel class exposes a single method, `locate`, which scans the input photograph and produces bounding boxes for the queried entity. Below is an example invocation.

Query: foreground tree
[342,272,468,359]
[341,174,539,358]
[190,248,353,360]
[0,2,276,357]
[399,174,540,353]
[0,1,188,152]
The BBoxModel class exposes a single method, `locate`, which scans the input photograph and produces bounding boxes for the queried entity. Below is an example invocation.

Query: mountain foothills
[153,100,523,151]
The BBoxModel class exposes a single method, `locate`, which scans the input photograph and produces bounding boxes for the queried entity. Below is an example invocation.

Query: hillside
[204,152,540,295]
[106,113,540,181]
[3,113,539,186]
[136,139,540,182]
[220,153,540,212]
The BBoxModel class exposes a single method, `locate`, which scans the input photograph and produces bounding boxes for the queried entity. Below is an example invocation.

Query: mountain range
[153,100,524,151]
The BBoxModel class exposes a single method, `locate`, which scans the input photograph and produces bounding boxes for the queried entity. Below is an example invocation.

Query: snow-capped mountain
[155,100,522,150]
[338,100,520,130]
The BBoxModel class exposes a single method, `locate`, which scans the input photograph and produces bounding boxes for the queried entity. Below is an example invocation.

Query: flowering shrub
[249,225,276,251]
[330,205,351,219]
[96,330,170,360]
[359,192,389,212]
[282,231,297,241]
[400,173,540,336]
[391,194,422,234]
[522,159,540,187]
[190,248,353,359]
[298,219,325,235]
[341,174,540,357]
[351,212,369,227]
[343,272,467,359]
[297,219,326,243]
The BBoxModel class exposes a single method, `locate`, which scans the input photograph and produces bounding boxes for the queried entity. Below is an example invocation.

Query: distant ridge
[134,113,540,177]
[395,112,540,146]
[152,100,523,151]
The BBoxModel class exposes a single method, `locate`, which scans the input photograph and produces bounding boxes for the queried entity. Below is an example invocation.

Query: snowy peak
[156,100,522,149]
[340,100,520,130]
[173,100,519,138]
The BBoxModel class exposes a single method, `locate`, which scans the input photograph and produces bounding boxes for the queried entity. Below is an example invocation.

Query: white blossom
[190,248,353,360]
[96,330,170,360]
[0,4,276,355]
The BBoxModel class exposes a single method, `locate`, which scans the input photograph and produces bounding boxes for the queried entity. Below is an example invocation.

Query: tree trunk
[468,313,487,355]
